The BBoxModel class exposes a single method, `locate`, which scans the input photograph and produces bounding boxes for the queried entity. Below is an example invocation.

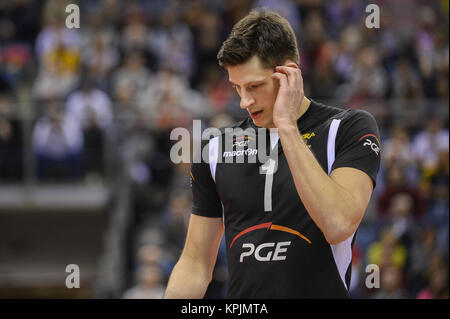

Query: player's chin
[252,118,266,128]
[251,115,268,128]
[256,119,274,129]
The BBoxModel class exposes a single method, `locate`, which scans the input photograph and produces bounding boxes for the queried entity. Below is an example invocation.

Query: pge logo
[233,140,249,148]
[231,222,312,262]
[240,241,291,262]
[359,134,381,156]
[363,139,380,155]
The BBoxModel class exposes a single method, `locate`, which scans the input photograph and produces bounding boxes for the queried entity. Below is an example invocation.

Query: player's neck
[297,96,311,120]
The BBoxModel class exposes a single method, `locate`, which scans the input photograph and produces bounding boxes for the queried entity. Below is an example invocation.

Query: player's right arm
[164,139,224,298]
[163,214,224,298]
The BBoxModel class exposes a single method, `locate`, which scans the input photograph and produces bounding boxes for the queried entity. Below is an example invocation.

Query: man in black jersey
[164,9,380,298]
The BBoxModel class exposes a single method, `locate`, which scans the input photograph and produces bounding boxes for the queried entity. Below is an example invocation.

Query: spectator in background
[65,77,113,132]
[432,29,449,76]
[137,68,209,129]
[345,45,389,124]
[120,3,150,55]
[65,77,114,178]
[147,5,194,77]
[408,226,439,295]
[378,162,426,220]
[160,189,191,265]
[310,41,339,103]
[382,126,414,167]
[32,44,80,101]
[415,6,439,99]
[367,226,407,271]
[35,0,81,63]
[416,252,449,299]
[122,118,160,212]
[325,0,363,37]
[333,25,361,85]
[0,0,42,46]
[32,100,83,180]
[80,8,118,53]
[112,50,150,103]
[381,125,418,184]
[377,9,402,76]
[0,88,23,181]
[372,264,410,299]
[411,115,449,185]
[0,0,41,87]
[434,71,449,116]
[0,20,33,88]
[190,9,224,90]
[33,0,81,100]
[96,0,123,27]
[82,106,105,179]
[32,43,81,101]
[385,193,415,249]
[169,162,192,192]
[122,264,165,299]
[79,8,121,92]
[113,78,138,131]
[301,9,328,77]
[122,243,166,299]
[197,65,236,113]
[391,58,424,100]
[425,154,449,255]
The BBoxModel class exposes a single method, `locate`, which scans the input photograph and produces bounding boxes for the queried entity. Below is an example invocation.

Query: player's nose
[240,95,255,109]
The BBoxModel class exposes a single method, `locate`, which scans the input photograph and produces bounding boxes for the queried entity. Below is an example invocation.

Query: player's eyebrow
[228,78,266,87]
[229,80,264,87]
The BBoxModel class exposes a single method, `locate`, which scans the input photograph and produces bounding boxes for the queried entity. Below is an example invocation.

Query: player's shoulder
[323,103,372,120]
[309,100,376,125]
[328,105,378,127]
[329,106,381,147]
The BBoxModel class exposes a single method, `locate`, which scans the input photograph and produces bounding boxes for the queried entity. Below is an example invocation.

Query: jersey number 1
[261,159,276,212]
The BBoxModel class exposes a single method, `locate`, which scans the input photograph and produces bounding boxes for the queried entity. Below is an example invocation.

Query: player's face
[227,55,279,128]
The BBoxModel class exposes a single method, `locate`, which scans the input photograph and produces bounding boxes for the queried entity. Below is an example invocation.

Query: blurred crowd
[0,0,448,298]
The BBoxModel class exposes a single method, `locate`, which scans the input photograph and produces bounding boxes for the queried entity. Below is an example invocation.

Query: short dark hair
[217,8,299,69]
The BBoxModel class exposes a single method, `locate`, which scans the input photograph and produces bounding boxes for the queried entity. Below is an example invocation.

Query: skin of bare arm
[163,214,224,298]
[271,63,374,244]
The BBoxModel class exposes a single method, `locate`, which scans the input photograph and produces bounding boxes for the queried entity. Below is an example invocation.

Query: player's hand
[271,63,304,128]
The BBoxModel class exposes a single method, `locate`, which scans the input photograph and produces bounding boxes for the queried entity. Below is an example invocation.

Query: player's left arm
[272,64,379,245]
[276,124,375,245]
[328,167,374,237]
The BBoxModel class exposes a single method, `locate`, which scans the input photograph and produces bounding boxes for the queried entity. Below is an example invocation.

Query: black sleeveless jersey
[190,100,381,298]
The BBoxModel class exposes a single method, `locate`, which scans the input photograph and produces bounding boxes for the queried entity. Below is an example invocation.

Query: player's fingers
[271,72,288,90]
[275,66,294,88]
[275,65,299,89]
[297,67,304,95]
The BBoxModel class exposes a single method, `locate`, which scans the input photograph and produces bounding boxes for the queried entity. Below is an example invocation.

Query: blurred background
[0,0,448,299]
